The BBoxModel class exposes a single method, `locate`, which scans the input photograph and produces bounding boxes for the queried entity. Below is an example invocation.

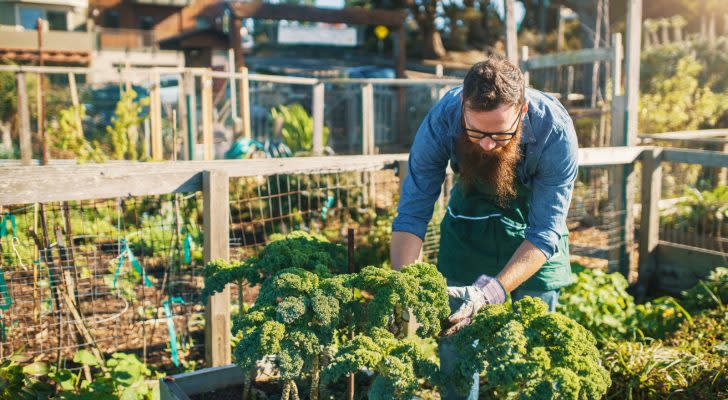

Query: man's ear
[521,101,529,120]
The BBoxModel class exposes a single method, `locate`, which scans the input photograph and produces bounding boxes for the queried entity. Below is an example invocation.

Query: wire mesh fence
[0,194,205,371]
[657,160,728,258]
[0,164,406,370]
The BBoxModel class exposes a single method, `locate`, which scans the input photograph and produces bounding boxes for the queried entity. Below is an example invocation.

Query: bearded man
[390,55,578,399]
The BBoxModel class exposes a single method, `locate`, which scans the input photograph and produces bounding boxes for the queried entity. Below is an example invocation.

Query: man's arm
[391,231,423,270]
[391,95,453,269]
[495,240,546,292]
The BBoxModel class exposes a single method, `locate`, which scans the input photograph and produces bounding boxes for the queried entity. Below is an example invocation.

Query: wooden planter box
[159,364,245,400]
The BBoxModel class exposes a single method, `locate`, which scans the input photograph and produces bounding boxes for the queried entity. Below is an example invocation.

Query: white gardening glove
[442,275,506,336]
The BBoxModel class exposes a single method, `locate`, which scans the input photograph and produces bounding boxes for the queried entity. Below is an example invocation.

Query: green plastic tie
[163,296,186,366]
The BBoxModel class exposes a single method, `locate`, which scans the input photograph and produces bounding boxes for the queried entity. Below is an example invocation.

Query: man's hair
[462,55,525,111]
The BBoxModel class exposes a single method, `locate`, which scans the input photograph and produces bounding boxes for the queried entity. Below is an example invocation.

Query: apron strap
[446,206,528,230]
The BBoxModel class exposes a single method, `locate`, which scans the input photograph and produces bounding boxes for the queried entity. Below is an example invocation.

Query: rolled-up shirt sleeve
[525,125,578,259]
[392,106,450,240]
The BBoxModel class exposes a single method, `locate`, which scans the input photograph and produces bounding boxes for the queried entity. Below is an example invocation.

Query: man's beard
[454,128,523,207]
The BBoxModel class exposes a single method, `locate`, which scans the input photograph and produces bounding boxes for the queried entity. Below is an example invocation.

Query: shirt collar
[521,111,536,144]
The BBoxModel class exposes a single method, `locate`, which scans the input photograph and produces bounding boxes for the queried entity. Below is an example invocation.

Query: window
[195,16,210,29]
[18,7,67,30]
[19,7,43,30]
[46,11,66,30]
[104,10,120,28]
[139,16,154,30]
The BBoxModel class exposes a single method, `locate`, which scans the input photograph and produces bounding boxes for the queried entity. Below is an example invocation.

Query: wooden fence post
[240,67,251,139]
[228,49,238,123]
[203,169,231,367]
[504,0,518,64]
[179,71,190,161]
[361,83,374,155]
[201,72,214,161]
[185,70,197,160]
[16,72,32,165]
[638,148,662,298]
[150,69,163,160]
[520,46,530,87]
[312,81,325,155]
[610,0,641,277]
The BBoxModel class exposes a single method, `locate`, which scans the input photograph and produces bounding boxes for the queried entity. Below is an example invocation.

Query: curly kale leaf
[234,267,351,384]
[202,259,255,300]
[246,231,347,285]
[350,263,449,337]
[323,328,439,400]
[449,296,610,400]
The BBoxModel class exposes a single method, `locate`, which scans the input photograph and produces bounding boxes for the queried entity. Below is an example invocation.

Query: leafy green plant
[323,327,439,400]
[0,351,159,400]
[203,231,348,299]
[639,55,728,133]
[47,105,106,163]
[660,186,728,235]
[0,355,54,399]
[558,263,637,341]
[602,312,727,400]
[559,264,691,341]
[203,232,449,400]
[270,103,329,154]
[448,296,611,399]
[106,89,148,160]
[234,267,350,400]
[681,267,727,312]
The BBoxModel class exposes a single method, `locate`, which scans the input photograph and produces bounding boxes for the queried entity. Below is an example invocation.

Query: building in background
[0,0,93,64]
[0,0,186,82]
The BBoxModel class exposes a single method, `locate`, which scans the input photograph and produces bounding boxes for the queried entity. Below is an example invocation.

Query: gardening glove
[442,275,506,336]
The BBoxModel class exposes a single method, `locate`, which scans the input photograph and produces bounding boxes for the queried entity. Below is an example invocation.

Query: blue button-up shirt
[392,86,578,259]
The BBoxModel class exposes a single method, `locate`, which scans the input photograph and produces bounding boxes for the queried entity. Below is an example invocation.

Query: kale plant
[449,296,611,400]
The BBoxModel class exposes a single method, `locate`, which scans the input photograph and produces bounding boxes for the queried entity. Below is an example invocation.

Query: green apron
[437,179,573,292]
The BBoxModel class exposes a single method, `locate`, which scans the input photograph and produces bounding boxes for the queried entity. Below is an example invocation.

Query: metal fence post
[203,170,231,367]
[185,70,197,160]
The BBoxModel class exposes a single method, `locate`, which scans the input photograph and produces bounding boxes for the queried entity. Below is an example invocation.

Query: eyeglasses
[461,104,524,143]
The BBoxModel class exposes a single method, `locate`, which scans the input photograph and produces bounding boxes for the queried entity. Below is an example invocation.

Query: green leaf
[22,361,49,376]
[49,369,76,391]
[74,349,99,366]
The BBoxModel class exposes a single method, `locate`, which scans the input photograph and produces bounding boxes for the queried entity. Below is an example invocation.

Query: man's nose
[479,137,497,151]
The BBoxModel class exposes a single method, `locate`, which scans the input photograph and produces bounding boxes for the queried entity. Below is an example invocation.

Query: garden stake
[347,228,356,400]
[62,202,80,305]
[38,204,63,369]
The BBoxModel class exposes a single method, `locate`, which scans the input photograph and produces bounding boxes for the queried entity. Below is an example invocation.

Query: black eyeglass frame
[460,103,525,142]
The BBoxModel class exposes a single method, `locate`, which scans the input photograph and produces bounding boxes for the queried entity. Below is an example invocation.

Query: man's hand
[442,275,506,336]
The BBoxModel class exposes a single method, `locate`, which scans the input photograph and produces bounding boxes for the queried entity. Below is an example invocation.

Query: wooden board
[662,148,728,168]
[160,364,244,399]
[0,154,407,205]
[521,48,613,70]
[655,242,726,295]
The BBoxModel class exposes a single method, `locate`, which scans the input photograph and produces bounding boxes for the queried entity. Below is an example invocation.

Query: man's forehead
[464,103,520,128]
